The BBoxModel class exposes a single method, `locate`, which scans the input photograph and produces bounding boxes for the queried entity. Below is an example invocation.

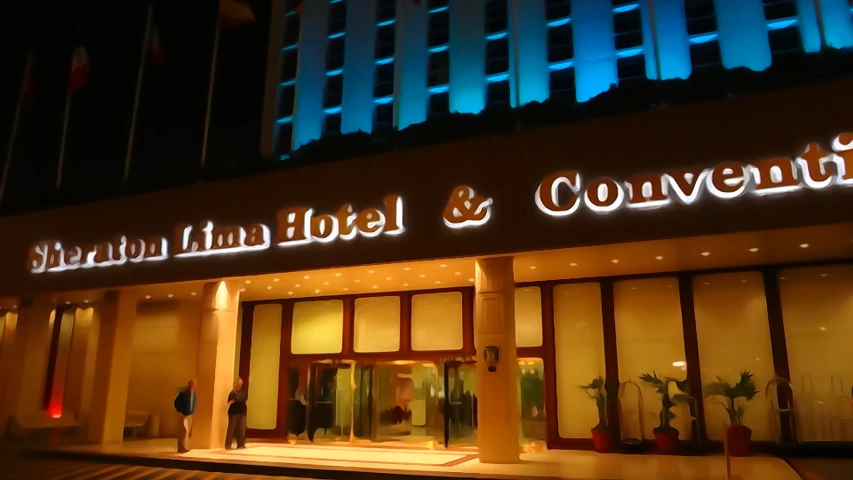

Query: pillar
[474,257,519,463]
[0,310,20,434]
[191,281,240,449]
[64,307,99,426]
[87,291,136,444]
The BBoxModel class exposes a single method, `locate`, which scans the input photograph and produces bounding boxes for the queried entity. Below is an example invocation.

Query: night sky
[0,0,271,214]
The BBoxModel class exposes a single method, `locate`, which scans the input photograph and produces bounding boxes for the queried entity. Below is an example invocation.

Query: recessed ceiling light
[245,280,252,284]
[454,271,462,276]
[402,283,410,287]
[342,287,350,292]
[11,305,16,309]
[529,265,537,270]
[385,277,392,281]
[145,295,152,300]
[371,285,379,289]
[570,262,578,267]
[780,276,787,280]
[304,275,311,279]
[273,278,280,282]
[740,279,748,283]
[368,270,375,274]
[820,273,828,277]
[701,252,711,257]
[314,289,321,294]
[655,256,664,260]
[667,285,674,288]
[323,281,330,286]
[434,280,442,285]
[611,259,619,264]
[631,286,637,290]
[403,267,411,271]
[440,264,447,268]
[295,283,302,288]
[820,326,826,331]
[287,291,294,296]
[166,294,173,298]
[240,288,246,292]
[799,243,809,249]
[749,248,759,253]
[354,279,361,283]
[335,272,342,277]
[703,282,710,285]
[266,286,273,290]
[468,278,475,283]
[190,292,197,296]
[419,274,426,278]
[65,300,71,305]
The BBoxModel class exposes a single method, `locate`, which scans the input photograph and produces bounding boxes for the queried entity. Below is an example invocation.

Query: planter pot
[653,426,680,455]
[726,424,753,457]
[591,428,612,453]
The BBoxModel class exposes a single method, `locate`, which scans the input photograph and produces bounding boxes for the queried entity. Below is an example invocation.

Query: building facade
[0,0,852,464]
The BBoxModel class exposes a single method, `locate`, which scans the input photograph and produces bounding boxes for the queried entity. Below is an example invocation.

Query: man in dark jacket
[173,379,197,453]
[225,377,248,449]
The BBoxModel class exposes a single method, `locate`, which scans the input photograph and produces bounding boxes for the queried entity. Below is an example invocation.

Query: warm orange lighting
[468,278,475,283]
[749,247,759,253]
[419,274,426,278]
[368,270,375,274]
[569,262,578,267]
[65,300,71,305]
[245,280,252,284]
[701,252,711,256]
[354,280,361,283]
[403,267,411,271]
[273,278,280,282]
[385,277,392,281]
[800,243,810,249]
[529,265,537,270]
[190,292,197,296]
[266,286,273,290]
[295,283,302,288]
[144,295,152,300]
[372,285,378,289]
[611,259,619,264]
[402,283,410,287]
[51,413,62,419]
[313,289,321,294]
[343,287,350,292]
[323,281,330,286]
[334,272,342,277]
[287,291,294,296]
[240,288,246,292]
[440,264,447,268]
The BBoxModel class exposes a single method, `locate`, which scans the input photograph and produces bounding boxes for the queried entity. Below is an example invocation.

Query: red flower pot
[591,428,612,453]
[726,424,752,457]
[653,426,679,454]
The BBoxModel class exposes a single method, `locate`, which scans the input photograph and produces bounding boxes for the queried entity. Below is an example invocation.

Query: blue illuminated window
[284,15,301,46]
[376,24,395,59]
[616,55,646,83]
[324,75,343,108]
[547,24,574,63]
[373,103,394,135]
[613,8,643,50]
[485,0,508,35]
[428,9,450,47]
[545,0,571,22]
[549,69,575,99]
[329,1,347,35]
[374,63,395,98]
[280,49,299,82]
[487,80,511,107]
[486,37,509,75]
[690,41,721,69]
[429,92,450,116]
[428,50,450,87]
[278,85,295,117]
[377,0,396,23]
[324,113,342,136]
[326,37,345,71]
[763,0,797,21]
[684,0,717,36]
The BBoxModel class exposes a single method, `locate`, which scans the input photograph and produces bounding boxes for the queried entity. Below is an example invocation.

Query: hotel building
[1,0,852,463]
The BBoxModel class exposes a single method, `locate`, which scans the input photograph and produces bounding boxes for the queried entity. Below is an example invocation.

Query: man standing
[173,379,197,453]
[225,377,248,449]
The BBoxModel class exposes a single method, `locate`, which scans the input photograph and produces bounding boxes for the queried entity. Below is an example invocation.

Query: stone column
[87,291,137,444]
[64,307,99,426]
[0,310,20,435]
[474,257,520,463]
[191,281,240,449]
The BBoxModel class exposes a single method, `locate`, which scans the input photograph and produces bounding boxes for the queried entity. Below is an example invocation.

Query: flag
[151,26,164,64]
[68,46,90,94]
[219,0,255,27]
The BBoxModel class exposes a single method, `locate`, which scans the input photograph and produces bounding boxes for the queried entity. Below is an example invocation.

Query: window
[323,113,342,136]
[354,296,401,353]
[617,55,646,83]
[428,50,450,87]
[411,292,464,351]
[376,24,396,59]
[429,92,450,116]
[545,0,571,21]
[323,74,343,108]
[291,300,344,354]
[278,85,295,117]
[763,0,797,20]
[487,80,511,107]
[377,0,396,23]
[428,10,450,47]
[485,0,508,34]
[486,38,509,74]
[284,15,301,46]
[690,41,721,69]
[547,24,574,63]
[326,37,345,71]
[515,287,543,348]
[373,103,394,135]
[246,304,282,430]
[613,9,643,50]
[684,0,717,36]
[553,283,605,439]
[693,273,774,442]
[280,49,299,82]
[780,266,853,442]
[328,0,347,35]
[549,68,575,98]
[768,25,802,55]
[373,63,395,98]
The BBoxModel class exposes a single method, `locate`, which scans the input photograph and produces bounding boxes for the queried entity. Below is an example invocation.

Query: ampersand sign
[443,185,493,229]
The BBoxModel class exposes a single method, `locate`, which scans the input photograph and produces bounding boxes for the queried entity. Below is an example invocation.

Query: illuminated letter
[126,238,145,262]
[796,142,834,190]
[46,242,63,271]
[383,195,405,235]
[535,171,581,217]
[832,133,853,185]
[707,162,747,199]
[173,224,197,256]
[310,214,339,243]
[63,246,83,270]
[276,207,311,246]
[355,208,386,237]
[663,167,708,205]
[625,173,670,209]
[144,237,167,261]
[750,157,801,196]
[109,236,127,264]
[335,204,357,240]
[93,242,111,265]
[211,225,243,250]
[584,178,625,213]
[28,243,48,273]
[244,224,270,247]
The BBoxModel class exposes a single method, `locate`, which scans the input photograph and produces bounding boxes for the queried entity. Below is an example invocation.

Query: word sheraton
[536,133,853,217]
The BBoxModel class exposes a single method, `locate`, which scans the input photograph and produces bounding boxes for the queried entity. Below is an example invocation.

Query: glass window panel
[615,278,690,440]
[247,304,282,430]
[518,357,547,445]
[694,272,774,441]
[554,283,606,438]
[291,300,344,354]
[354,296,401,353]
[411,292,463,351]
[515,287,543,348]
[47,309,76,417]
[780,265,853,442]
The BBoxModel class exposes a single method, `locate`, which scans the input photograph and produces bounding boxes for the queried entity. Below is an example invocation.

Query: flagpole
[0,49,32,204]
[124,3,155,187]
[55,88,72,190]
[200,3,222,172]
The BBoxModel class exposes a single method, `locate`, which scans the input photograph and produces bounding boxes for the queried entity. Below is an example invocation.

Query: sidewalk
[36,439,801,480]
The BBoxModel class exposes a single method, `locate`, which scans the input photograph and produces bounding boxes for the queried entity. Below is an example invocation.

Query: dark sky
[0,0,271,214]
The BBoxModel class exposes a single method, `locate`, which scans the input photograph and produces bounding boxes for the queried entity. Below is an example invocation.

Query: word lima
[28,195,403,273]
[536,134,853,216]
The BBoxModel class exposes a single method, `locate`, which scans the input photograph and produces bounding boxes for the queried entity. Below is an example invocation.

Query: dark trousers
[225,413,247,449]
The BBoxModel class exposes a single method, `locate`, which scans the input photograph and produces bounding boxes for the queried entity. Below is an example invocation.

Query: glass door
[353,364,374,440]
[444,360,478,447]
[306,362,352,442]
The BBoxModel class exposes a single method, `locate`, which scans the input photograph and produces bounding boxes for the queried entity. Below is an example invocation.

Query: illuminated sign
[536,133,853,217]
[443,186,493,229]
[28,236,168,274]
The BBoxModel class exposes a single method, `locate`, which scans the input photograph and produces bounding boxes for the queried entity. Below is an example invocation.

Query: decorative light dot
[166,294,174,298]
[240,288,246,292]
[402,283,410,287]
[65,300,71,305]
[820,273,828,277]
[145,295,152,300]
[529,265,537,270]
[631,287,637,290]
[372,285,379,289]
[440,264,447,268]
[799,243,809,249]
[611,259,619,264]
[273,278,280,282]
[335,272,342,277]
[295,283,302,288]
[454,271,462,276]
[342,287,350,292]
[314,289,321,294]
[287,291,294,296]
[419,274,426,278]
[820,326,826,331]
[190,292,197,296]
[83,299,90,304]
[740,279,748,283]
[701,252,711,257]
[569,262,578,267]
[244,280,252,285]
[434,280,442,285]
[266,286,273,290]
[468,278,475,283]
[703,282,710,285]
[323,281,330,286]
[749,248,759,253]
[403,267,411,271]
[11,305,16,309]
[385,277,392,281]
[354,279,361,283]
[368,270,375,274]
[655,256,664,261]
[304,275,311,280]
[780,277,787,280]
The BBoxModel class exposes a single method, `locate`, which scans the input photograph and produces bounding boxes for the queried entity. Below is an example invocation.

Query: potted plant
[639,372,690,454]
[705,371,759,457]
[579,376,611,452]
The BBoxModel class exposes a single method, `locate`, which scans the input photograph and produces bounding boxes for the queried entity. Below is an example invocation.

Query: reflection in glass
[374,361,442,445]
[444,361,478,446]
[308,363,353,442]
[519,358,546,449]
